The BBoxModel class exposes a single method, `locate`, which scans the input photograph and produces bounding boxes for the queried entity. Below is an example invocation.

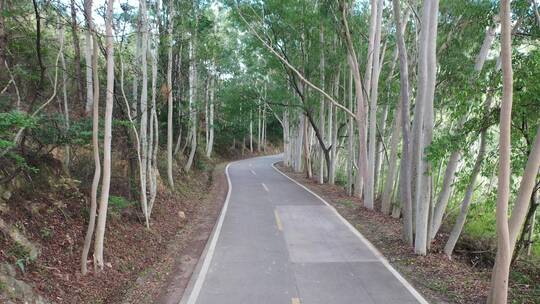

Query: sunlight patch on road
[274,209,283,231]
[291,297,301,304]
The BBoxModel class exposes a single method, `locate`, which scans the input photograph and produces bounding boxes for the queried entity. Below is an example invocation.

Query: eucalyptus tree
[167,0,175,186]
[93,0,115,271]
[185,0,199,172]
[80,0,99,275]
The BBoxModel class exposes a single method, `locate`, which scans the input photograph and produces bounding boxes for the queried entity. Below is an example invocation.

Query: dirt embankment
[0,152,231,304]
[277,164,540,304]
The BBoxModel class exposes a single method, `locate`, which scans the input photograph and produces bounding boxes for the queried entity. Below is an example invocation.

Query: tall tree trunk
[413,0,439,255]
[381,101,401,215]
[167,0,174,186]
[257,101,262,153]
[138,0,149,227]
[283,108,290,166]
[365,0,384,210]
[374,104,388,195]
[430,146,461,239]
[174,45,184,156]
[83,4,94,115]
[318,23,326,184]
[329,68,340,185]
[57,22,70,172]
[392,0,414,245]
[148,11,159,216]
[431,19,498,241]
[206,74,215,158]
[81,0,98,274]
[185,19,198,172]
[488,0,513,301]
[444,122,489,257]
[93,0,115,271]
[347,69,354,195]
[304,115,312,179]
[340,2,368,201]
[250,110,254,152]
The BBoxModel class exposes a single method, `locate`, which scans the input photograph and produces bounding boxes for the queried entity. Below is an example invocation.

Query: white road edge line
[262,182,269,192]
[181,163,234,304]
[271,161,430,304]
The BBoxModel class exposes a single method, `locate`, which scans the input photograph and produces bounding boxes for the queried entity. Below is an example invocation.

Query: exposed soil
[277,164,540,304]
[0,151,228,304]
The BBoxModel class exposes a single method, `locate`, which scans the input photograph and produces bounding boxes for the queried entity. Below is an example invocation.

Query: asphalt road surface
[180,155,428,304]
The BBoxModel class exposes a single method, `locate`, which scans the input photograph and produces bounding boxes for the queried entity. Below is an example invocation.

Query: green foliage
[7,243,31,273]
[109,195,136,217]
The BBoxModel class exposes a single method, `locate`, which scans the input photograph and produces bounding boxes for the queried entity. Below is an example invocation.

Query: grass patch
[338,199,354,208]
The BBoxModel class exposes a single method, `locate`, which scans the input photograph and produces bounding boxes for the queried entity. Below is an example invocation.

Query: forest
[0,0,539,303]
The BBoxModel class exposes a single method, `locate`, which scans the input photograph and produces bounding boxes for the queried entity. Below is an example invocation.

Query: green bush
[109,195,135,217]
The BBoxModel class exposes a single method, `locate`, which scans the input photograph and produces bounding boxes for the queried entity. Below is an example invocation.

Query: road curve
[180,155,428,304]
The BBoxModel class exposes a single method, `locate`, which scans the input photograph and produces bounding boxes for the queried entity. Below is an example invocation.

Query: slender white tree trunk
[340,3,369,201]
[185,24,198,172]
[319,23,326,184]
[347,69,354,195]
[167,0,174,186]
[250,111,254,152]
[488,1,512,300]
[257,102,262,153]
[374,104,388,195]
[57,22,70,171]
[381,101,401,215]
[365,0,384,210]
[81,0,98,274]
[138,0,149,226]
[83,5,93,115]
[413,0,439,255]
[283,108,290,166]
[206,75,215,158]
[430,147,461,238]
[444,120,489,257]
[392,0,414,245]
[329,69,340,185]
[174,46,184,156]
[148,21,159,216]
[93,0,115,270]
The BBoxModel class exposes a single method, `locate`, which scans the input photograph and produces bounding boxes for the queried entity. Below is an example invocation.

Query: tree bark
[412,0,439,255]
[93,0,115,271]
[57,21,70,172]
[444,123,489,257]
[318,23,326,184]
[138,0,149,227]
[81,0,98,274]
[185,19,198,172]
[340,2,369,202]
[207,74,215,158]
[488,0,513,301]
[381,101,401,215]
[167,0,174,186]
[392,0,414,245]
[365,0,384,210]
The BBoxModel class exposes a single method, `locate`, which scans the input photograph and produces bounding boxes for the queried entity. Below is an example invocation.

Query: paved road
[180,155,428,304]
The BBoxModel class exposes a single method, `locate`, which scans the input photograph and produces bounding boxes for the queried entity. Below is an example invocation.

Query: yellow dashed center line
[274,209,283,231]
